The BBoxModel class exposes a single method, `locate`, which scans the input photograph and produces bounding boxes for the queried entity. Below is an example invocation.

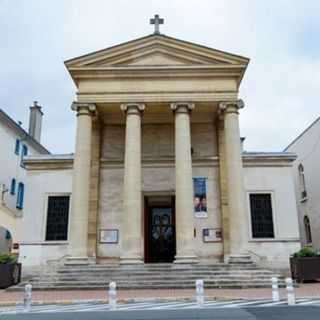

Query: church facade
[20,33,301,271]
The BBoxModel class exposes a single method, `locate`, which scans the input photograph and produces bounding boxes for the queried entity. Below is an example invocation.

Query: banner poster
[193,177,208,218]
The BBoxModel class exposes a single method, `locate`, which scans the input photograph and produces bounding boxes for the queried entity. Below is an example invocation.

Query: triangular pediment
[65,34,249,68]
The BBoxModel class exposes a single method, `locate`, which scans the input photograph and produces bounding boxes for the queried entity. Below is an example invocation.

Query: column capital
[120,103,145,115]
[170,102,195,113]
[71,102,97,116]
[219,99,244,114]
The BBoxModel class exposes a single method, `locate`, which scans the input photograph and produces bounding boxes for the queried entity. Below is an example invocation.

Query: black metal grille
[45,196,70,241]
[250,193,274,238]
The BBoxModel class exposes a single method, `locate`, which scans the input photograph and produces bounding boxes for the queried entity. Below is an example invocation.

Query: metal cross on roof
[150,14,164,35]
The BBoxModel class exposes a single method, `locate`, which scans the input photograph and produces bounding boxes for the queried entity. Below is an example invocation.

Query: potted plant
[290,247,320,283]
[0,253,21,289]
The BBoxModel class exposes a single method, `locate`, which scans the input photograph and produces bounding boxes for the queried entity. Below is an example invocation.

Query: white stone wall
[243,165,301,270]
[19,169,72,267]
[0,124,39,213]
[286,118,320,250]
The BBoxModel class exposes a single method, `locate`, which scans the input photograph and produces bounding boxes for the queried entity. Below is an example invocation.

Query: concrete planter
[290,257,320,283]
[0,263,21,289]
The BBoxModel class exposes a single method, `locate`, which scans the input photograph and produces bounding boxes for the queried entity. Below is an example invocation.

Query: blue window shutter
[10,178,16,195]
[22,145,28,156]
[15,139,20,155]
[16,183,24,209]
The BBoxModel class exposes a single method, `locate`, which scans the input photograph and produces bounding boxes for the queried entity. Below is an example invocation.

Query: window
[304,215,312,244]
[16,183,24,209]
[15,139,20,155]
[20,145,28,167]
[10,178,16,195]
[22,145,28,157]
[249,193,275,238]
[45,196,70,241]
[298,164,307,200]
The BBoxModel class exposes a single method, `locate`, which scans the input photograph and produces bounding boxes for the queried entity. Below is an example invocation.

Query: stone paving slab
[0,283,320,306]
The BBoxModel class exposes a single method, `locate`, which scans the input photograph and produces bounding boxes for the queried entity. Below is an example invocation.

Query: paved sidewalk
[2,298,320,314]
[1,283,320,306]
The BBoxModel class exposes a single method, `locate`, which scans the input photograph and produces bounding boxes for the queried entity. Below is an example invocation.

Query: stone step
[13,262,285,291]
[25,276,285,283]
[40,270,275,277]
[49,268,264,273]
[49,263,258,269]
[37,273,279,279]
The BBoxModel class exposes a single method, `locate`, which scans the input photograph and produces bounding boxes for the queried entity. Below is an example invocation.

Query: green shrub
[293,247,320,258]
[0,253,17,264]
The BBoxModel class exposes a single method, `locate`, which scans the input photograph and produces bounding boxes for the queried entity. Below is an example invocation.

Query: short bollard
[108,281,117,310]
[196,279,204,307]
[271,277,280,302]
[23,283,32,312]
[285,278,296,305]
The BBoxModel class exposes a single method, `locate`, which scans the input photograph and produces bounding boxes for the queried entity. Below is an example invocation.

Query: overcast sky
[1,0,319,154]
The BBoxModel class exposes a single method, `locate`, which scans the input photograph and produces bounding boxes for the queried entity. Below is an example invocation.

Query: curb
[0,296,228,307]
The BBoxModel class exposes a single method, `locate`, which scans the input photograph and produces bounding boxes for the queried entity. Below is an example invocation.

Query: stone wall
[101,123,218,160]
[98,164,222,262]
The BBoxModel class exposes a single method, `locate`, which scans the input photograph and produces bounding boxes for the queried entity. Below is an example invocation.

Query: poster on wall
[193,177,208,218]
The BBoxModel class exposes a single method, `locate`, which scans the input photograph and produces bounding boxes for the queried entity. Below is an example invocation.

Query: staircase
[10,259,285,291]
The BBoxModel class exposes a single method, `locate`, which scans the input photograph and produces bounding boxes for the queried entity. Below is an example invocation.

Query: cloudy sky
[1,0,319,154]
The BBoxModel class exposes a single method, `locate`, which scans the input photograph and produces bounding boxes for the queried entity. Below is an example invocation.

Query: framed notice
[203,228,222,242]
[193,177,208,218]
[100,229,119,244]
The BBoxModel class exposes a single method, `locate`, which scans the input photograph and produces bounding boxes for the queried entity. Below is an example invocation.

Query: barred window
[45,196,70,241]
[249,193,274,238]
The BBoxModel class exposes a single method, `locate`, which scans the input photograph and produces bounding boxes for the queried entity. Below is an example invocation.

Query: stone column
[217,112,231,257]
[120,103,145,264]
[171,102,197,264]
[219,100,248,258]
[69,102,96,262]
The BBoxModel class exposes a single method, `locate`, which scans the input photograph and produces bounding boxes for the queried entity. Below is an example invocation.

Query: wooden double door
[144,197,176,263]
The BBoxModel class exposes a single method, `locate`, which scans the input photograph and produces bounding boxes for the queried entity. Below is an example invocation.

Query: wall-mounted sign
[100,229,119,244]
[203,228,222,242]
[193,177,208,218]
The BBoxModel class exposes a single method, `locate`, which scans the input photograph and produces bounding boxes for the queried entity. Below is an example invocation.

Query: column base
[64,256,96,266]
[174,255,198,264]
[120,256,144,265]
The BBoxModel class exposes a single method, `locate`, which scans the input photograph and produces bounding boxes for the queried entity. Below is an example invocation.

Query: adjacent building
[0,103,49,252]
[285,117,320,250]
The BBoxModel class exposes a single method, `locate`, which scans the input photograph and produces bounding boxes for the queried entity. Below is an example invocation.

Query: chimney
[28,101,43,142]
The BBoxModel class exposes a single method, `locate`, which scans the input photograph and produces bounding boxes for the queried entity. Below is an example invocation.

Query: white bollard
[271,277,280,302]
[285,278,296,305]
[196,279,204,307]
[108,281,117,310]
[23,283,32,312]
